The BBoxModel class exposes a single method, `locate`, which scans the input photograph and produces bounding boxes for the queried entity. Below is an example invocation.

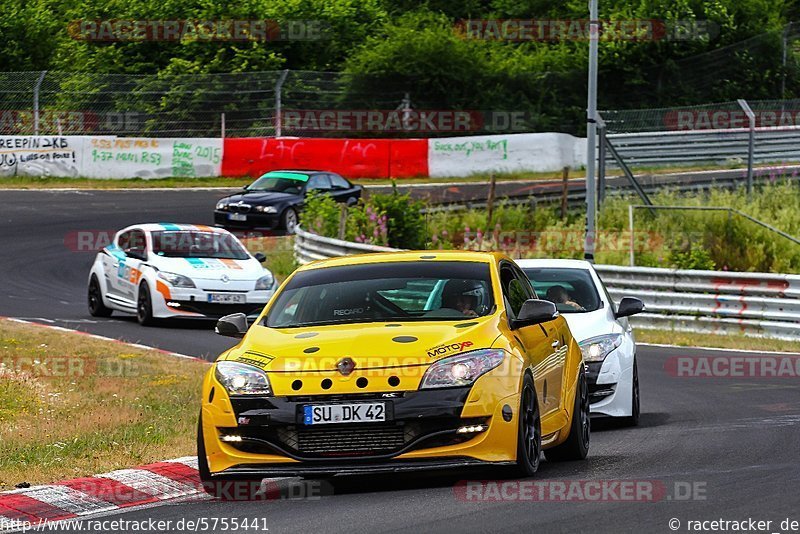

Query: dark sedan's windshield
[265,261,495,328]
[246,172,309,193]
[151,231,250,260]
[522,267,602,313]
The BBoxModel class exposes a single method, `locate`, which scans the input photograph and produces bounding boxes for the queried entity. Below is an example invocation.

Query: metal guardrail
[595,265,800,341]
[606,127,800,167]
[294,229,800,341]
[294,226,398,264]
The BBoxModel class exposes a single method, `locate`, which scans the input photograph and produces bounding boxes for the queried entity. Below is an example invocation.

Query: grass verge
[636,329,800,353]
[0,319,208,489]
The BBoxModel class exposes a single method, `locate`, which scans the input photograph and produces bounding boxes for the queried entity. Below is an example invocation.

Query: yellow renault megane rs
[198,251,589,495]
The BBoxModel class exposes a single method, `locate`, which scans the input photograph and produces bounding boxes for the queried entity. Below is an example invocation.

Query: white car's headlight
[255,205,277,213]
[157,271,196,288]
[579,334,623,363]
[255,271,274,290]
[215,361,272,396]
[420,349,505,389]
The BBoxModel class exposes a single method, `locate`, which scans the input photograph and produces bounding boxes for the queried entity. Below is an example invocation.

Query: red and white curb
[0,457,201,531]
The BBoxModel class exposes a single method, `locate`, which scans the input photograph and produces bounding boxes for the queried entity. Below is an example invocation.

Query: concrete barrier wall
[0,136,223,178]
[427,133,586,178]
[0,133,586,179]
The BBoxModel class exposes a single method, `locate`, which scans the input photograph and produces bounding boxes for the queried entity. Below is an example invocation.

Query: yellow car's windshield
[265,261,495,328]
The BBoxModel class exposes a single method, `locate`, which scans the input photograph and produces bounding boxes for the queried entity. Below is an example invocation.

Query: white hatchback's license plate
[207,293,246,304]
[228,213,247,221]
[303,403,386,425]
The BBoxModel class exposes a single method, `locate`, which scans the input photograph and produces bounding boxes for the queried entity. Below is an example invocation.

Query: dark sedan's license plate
[303,403,386,425]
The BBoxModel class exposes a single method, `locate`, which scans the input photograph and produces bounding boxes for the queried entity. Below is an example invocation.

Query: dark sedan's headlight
[254,206,278,213]
[216,201,229,211]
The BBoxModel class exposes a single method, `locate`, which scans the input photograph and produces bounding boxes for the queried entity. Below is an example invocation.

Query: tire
[87,275,113,317]
[281,207,298,234]
[622,358,640,427]
[511,373,541,477]
[197,415,263,500]
[545,367,590,462]
[346,196,358,207]
[136,282,156,326]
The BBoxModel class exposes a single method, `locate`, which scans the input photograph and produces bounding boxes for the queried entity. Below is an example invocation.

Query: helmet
[442,279,483,311]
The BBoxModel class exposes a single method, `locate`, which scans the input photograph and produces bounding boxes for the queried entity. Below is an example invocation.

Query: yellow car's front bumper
[201,366,524,477]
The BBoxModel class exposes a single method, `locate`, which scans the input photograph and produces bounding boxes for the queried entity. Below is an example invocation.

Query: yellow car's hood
[223,318,502,372]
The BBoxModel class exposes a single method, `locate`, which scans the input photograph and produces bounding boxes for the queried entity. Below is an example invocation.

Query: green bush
[301,191,342,238]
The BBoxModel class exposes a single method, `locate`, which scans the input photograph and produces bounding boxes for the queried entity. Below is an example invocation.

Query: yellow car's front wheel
[512,374,542,477]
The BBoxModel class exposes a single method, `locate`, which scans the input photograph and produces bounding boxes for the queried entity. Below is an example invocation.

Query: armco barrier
[294,227,398,264]
[294,228,800,341]
[221,137,428,179]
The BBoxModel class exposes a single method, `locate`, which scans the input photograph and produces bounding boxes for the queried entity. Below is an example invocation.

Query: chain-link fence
[0,69,584,138]
[2,21,799,139]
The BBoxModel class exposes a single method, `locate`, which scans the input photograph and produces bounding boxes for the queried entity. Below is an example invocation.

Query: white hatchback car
[88,223,277,325]
[517,259,644,425]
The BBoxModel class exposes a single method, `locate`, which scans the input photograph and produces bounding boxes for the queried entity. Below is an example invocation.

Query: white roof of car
[515,258,595,269]
[119,223,232,234]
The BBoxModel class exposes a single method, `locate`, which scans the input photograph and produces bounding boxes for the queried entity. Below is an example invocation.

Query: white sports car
[517,259,644,425]
[88,223,277,325]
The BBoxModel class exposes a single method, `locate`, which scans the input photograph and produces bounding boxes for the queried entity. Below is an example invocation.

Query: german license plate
[228,213,247,221]
[207,293,246,304]
[303,403,386,425]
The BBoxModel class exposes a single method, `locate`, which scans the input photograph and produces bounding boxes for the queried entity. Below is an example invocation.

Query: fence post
[33,71,47,136]
[628,204,635,267]
[274,69,289,137]
[597,116,607,207]
[737,98,755,196]
[220,113,226,139]
[560,167,569,220]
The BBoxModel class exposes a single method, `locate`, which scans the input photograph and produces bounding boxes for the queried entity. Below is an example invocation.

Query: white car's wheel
[88,275,113,317]
[137,282,157,326]
[623,358,640,426]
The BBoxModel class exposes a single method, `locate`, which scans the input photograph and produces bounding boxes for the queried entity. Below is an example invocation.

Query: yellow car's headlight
[420,349,505,389]
[215,361,272,396]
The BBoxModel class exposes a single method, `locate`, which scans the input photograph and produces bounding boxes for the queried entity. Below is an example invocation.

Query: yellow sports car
[198,251,589,495]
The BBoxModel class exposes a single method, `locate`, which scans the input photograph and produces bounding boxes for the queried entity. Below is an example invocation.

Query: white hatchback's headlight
[215,361,272,396]
[157,271,196,288]
[420,349,506,389]
[579,334,623,363]
[255,206,277,213]
[255,271,274,290]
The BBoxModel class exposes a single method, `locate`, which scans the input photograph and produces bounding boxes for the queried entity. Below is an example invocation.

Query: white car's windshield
[151,231,250,260]
[265,261,495,328]
[523,267,602,313]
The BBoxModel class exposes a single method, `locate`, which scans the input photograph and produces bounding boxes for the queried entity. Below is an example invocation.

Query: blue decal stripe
[185,258,206,268]
[158,223,182,231]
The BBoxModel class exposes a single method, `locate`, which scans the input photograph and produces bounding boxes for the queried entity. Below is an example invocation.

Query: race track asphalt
[2,189,799,533]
